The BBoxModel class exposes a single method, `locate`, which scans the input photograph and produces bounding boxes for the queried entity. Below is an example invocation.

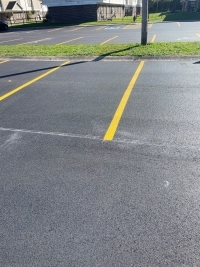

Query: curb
[0,55,200,62]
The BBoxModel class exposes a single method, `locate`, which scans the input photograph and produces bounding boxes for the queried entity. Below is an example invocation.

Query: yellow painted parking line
[17,38,51,45]
[0,38,22,44]
[100,36,118,45]
[0,60,9,65]
[48,28,63,32]
[103,61,145,141]
[151,34,156,43]
[123,23,152,30]
[177,22,180,26]
[96,26,106,30]
[0,35,9,38]
[0,60,70,101]
[196,34,200,37]
[56,37,83,45]
[70,28,81,32]
[26,30,38,33]
[123,24,131,29]
[3,32,14,35]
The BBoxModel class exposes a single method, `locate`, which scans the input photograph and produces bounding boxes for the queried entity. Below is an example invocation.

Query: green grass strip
[1,43,200,57]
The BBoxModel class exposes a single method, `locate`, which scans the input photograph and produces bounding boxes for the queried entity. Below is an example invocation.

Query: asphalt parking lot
[1,21,200,44]
[1,57,200,267]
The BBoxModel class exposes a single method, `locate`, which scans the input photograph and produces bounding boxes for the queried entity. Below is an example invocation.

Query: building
[0,0,47,22]
[42,0,142,23]
[181,0,197,11]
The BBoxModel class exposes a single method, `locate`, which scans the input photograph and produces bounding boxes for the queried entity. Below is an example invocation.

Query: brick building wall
[48,4,97,23]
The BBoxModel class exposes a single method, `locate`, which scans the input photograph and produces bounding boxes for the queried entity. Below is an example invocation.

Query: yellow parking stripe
[103,61,145,141]
[26,30,38,33]
[70,28,81,32]
[123,24,152,29]
[48,28,63,32]
[0,60,9,65]
[123,24,131,29]
[56,37,83,45]
[17,38,51,45]
[196,34,200,37]
[0,61,70,101]
[177,22,180,26]
[123,24,140,29]
[151,34,156,43]
[0,38,22,44]
[2,32,15,35]
[96,26,106,31]
[100,36,118,45]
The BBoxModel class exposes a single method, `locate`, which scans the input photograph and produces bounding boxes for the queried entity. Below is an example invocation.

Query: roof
[6,1,16,10]
[6,1,23,10]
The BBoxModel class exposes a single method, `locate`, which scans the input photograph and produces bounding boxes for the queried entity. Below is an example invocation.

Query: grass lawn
[4,12,200,58]
[1,42,200,57]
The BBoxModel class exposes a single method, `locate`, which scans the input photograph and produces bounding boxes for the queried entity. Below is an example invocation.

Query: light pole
[141,0,148,45]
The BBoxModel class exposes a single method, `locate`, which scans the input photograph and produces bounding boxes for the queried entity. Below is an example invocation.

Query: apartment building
[0,0,45,21]
[42,0,142,23]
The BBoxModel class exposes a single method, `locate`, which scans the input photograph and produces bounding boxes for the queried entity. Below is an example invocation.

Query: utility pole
[141,0,148,45]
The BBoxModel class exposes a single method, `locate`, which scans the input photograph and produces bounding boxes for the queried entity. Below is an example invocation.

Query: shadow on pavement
[0,45,139,78]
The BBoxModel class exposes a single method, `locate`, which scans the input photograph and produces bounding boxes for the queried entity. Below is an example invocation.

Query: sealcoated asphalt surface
[1,21,200,44]
[1,21,200,267]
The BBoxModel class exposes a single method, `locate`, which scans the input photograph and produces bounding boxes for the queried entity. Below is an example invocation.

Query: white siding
[43,0,100,6]
[126,0,142,7]
[42,0,141,7]
[43,0,129,7]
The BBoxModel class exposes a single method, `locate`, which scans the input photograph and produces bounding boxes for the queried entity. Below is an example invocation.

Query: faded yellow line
[0,38,22,44]
[123,24,130,29]
[96,26,106,31]
[48,28,63,32]
[0,60,70,101]
[3,32,15,35]
[0,60,9,65]
[177,22,180,27]
[148,23,153,28]
[70,28,81,32]
[17,38,51,45]
[151,34,156,43]
[56,37,83,45]
[196,34,200,37]
[103,61,145,141]
[100,36,118,45]
[26,30,38,33]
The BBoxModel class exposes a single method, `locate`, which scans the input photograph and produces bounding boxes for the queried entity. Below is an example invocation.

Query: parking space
[0,59,141,137]
[0,60,66,96]
[151,21,200,42]
[114,60,200,147]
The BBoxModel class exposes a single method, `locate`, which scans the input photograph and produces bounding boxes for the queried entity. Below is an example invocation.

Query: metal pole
[141,0,148,45]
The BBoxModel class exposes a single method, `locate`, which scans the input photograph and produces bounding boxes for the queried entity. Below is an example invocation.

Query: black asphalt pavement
[1,57,200,267]
[1,21,200,44]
